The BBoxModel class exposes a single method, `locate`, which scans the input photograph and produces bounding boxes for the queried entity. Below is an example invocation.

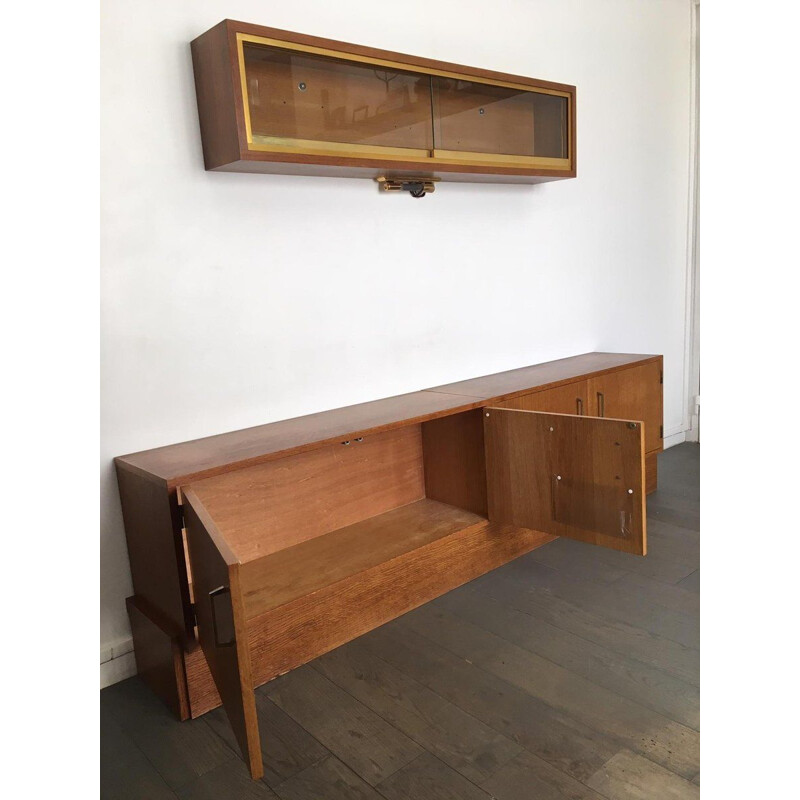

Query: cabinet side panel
[422,410,488,516]
[126,597,190,720]
[191,21,242,169]
[115,464,193,637]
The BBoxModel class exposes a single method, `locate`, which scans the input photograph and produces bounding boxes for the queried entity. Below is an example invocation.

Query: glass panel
[242,43,433,151]
[531,93,569,158]
[432,77,568,158]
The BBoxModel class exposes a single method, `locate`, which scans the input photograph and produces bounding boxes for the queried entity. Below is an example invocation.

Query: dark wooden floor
[102,443,700,800]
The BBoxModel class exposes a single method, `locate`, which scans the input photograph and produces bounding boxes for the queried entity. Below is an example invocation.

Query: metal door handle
[597,392,605,417]
[209,586,235,648]
[576,398,583,415]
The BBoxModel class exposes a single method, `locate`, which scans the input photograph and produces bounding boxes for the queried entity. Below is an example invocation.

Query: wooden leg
[126,596,190,721]
[645,451,659,495]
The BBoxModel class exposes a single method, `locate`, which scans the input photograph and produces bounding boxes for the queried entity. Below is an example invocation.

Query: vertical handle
[209,586,235,648]
[597,392,605,417]
[576,397,583,416]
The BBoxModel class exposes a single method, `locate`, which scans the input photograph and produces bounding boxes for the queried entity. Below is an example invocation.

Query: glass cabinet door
[241,40,434,155]
[432,77,569,163]
[236,34,572,170]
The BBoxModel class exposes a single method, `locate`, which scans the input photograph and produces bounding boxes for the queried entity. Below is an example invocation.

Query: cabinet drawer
[484,407,646,556]
[588,360,663,453]
[497,380,588,417]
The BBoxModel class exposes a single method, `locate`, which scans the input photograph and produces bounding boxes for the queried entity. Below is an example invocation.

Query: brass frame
[236,33,573,172]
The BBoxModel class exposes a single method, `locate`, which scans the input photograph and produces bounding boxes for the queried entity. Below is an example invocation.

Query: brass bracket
[376,176,439,197]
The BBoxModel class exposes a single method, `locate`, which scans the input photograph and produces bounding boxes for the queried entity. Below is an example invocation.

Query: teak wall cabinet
[191,20,576,184]
[116,352,662,778]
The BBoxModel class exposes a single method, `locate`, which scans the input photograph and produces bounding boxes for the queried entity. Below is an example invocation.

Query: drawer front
[588,361,663,453]
[498,380,588,417]
[484,407,646,555]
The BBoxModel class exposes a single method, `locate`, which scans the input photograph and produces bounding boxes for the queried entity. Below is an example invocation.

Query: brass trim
[432,150,570,169]
[250,135,430,159]
[248,139,572,171]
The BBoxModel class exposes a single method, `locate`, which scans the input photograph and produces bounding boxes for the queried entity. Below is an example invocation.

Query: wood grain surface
[484,408,646,555]
[187,425,425,563]
[183,489,263,779]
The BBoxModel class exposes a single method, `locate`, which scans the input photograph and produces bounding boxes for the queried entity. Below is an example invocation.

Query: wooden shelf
[239,498,486,619]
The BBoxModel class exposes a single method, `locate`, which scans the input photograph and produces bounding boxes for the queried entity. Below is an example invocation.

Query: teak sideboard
[116,352,663,778]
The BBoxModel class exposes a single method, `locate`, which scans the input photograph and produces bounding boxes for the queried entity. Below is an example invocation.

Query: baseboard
[664,429,687,449]
[100,636,136,688]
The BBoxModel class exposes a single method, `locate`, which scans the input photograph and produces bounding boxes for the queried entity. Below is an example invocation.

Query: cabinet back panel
[422,409,488,517]
[187,425,424,563]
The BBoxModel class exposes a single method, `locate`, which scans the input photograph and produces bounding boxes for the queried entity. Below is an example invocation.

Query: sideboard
[116,351,663,778]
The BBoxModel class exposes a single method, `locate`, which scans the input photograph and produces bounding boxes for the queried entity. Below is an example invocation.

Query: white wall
[101,0,694,683]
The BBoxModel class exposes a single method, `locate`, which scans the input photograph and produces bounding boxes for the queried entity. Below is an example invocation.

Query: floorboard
[101,443,700,798]
[313,642,523,782]
[273,755,385,800]
[176,760,279,799]
[204,692,329,788]
[434,589,700,729]
[482,748,608,800]
[375,752,492,800]
[586,748,700,799]
[394,605,699,778]
[264,664,422,786]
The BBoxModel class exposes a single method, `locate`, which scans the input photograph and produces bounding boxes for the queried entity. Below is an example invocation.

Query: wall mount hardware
[376,177,439,197]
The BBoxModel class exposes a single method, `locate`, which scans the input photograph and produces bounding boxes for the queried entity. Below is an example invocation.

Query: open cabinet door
[484,408,646,555]
[182,488,264,779]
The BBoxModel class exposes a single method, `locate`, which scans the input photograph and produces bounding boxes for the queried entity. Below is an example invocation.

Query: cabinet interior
[187,412,492,620]
[185,396,648,620]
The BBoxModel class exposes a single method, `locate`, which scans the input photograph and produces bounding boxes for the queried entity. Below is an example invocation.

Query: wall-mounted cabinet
[191,20,576,184]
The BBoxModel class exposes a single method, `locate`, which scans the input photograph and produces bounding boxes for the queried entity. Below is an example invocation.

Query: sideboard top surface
[427,352,661,400]
[116,390,484,486]
[116,352,658,486]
